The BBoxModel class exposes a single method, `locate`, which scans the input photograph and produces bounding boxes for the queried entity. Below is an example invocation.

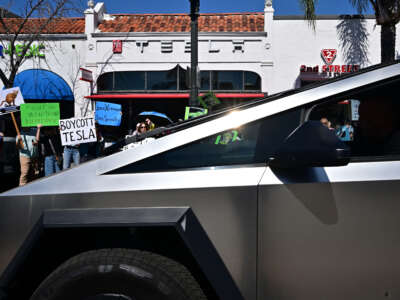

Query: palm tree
[299,0,400,62]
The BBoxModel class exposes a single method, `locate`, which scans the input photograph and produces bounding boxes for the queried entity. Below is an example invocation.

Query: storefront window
[114,72,145,90]
[244,71,261,90]
[212,71,243,90]
[96,68,261,92]
[97,73,114,91]
[147,68,178,90]
[200,71,210,90]
[178,67,189,90]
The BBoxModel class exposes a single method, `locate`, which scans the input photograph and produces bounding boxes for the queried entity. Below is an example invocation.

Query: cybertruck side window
[107,109,301,174]
[308,77,400,159]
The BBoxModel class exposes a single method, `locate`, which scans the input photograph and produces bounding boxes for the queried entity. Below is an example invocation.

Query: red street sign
[321,49,337,65]
[80,67,93,82]
[113,40,122,53]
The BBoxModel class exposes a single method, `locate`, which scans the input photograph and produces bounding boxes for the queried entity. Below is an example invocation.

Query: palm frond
[348,0,370,14]
[299,0,317,30]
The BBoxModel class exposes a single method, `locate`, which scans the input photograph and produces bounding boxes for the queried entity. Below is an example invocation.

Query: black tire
[30,248,207,300]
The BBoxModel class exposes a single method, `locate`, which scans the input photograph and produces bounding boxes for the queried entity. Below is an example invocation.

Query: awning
[13,69,74,101]
[300,72,332,82]
[85,93,265,99]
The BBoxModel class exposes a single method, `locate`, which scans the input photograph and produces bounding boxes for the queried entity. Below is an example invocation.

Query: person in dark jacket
[38,126,63,176]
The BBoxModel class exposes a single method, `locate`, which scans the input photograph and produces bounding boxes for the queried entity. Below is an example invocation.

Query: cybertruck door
[258,77,400,300]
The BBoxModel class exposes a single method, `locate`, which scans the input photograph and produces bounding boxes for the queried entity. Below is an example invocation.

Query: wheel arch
[0,207,243,300]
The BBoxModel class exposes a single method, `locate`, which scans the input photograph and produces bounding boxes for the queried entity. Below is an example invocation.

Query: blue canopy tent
[13,69,75,118]
[13,69,74,101]
[138,111,173,125]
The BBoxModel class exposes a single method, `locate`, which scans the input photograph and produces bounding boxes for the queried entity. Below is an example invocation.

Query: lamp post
[189,0,200,106]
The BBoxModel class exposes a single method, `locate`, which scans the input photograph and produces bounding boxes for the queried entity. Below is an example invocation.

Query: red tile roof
[0,13,265,34]
[0,18,85,34]
[99,13,265,33]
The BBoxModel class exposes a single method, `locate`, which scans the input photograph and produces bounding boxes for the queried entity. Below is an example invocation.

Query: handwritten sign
[20,103,59,127]
[184,106,208,120]
[95,101,121,126]
[59,117,97,146]
[0,87,24,111]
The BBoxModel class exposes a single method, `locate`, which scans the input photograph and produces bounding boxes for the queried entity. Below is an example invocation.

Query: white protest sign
[0,87,24,110]
[59,117,97,146]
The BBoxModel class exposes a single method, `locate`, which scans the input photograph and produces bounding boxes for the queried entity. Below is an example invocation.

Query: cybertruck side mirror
[268,121,351,168]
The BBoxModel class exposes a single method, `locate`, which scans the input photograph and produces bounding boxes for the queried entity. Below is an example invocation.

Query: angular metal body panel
[0,167,263,300]
[258,162,400,299]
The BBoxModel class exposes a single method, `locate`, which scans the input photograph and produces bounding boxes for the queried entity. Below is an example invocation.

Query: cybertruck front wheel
[30,248,207,300]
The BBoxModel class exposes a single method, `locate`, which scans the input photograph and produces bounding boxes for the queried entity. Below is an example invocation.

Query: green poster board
[184,106,208,120]
[20,103,60,127]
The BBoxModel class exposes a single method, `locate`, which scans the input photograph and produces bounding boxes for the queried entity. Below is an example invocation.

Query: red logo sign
[113,40,122,53]
[321,49,337,65]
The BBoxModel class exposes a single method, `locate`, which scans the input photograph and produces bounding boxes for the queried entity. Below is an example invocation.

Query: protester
[80,124,104,162]
[320,117,330,128]
[138,122,147,135]
[38,126,63,177]
[145,118,155,131]
[339,120,354,141]
[16,125,39,185]
[63,143,80,170]
[130,123,141,136]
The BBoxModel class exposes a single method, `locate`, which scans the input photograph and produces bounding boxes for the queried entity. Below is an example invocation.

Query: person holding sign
[63,144,80,170]
[16,125,40,185]
[59,117,97,169]
[38,127,63,177]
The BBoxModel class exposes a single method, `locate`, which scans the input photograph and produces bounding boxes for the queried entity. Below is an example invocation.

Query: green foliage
[198,92,221,110]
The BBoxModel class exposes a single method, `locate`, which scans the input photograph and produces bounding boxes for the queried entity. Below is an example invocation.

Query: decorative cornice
[92,32,267,38]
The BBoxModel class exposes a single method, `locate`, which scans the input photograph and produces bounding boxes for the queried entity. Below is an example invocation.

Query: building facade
[0,0,398,129]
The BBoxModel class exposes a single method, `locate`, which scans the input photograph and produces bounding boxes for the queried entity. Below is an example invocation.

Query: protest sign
[0,87,24,111]
[95,102,121,126]
[20,103,60,127]
[184,106,208,120]
[59,117,97,146]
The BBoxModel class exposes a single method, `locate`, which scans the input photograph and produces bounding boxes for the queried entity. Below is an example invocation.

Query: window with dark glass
[212,71,243,90]
[200,71,210,90]
[178,66,189,90]
[97,73,114,91]
[114,72,145,90]
[307,77,400,158]
[244,71,261,90]
[97,68,261,92]
[107,108,301,174]
[147,68,177,90]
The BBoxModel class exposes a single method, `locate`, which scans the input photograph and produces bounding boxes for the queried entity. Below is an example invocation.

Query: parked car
[1,61,400,300]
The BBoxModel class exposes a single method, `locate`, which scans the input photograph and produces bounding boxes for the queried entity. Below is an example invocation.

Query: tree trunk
[0,69,11,88]
[381,23,396,63]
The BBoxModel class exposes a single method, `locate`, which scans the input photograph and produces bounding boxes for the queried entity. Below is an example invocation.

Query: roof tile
[0,13,264,34]
[99,12,264,33]
[0,18,84,34]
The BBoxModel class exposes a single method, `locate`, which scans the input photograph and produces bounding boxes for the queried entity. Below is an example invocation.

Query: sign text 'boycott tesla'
[59,117,97,146]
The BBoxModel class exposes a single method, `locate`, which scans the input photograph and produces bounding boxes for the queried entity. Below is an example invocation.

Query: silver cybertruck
[1,61,400,300]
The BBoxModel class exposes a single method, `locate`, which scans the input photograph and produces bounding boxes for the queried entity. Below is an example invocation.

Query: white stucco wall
[0,37,90,117]
[270,16,400,94]
[86,32,270,94]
